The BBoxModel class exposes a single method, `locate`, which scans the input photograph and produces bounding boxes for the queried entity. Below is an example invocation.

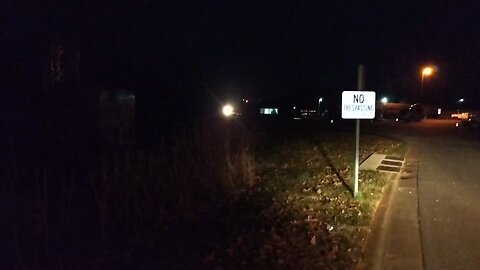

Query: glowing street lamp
[317,97,323,115]
[420,66,435,102]
[422,67,433,77]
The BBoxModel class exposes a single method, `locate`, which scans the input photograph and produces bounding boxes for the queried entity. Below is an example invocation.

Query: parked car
[398,104,425,122]
[465,113,480,129]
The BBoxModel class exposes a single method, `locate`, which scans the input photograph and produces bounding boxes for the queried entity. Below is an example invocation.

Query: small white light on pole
[318,98,324,115]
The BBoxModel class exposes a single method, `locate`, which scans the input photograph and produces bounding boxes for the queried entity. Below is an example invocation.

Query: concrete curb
[362,146,424,270]
[361,172,400,270]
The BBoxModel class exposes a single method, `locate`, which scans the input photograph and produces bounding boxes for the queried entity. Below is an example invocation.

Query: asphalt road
[365,119,480,270]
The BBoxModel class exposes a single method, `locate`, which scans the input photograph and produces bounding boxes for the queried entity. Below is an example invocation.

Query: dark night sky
[2,0,480,107]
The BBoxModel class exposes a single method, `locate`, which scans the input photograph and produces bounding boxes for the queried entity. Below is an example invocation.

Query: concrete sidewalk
[363,147,424,270]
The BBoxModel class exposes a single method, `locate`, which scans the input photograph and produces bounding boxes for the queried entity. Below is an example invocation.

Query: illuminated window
[260,108,279,115]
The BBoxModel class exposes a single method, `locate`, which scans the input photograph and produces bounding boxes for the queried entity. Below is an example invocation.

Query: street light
[222,104,234,117]
[318,97,323,115]
[422,67,433,76]
[420,66,435,102]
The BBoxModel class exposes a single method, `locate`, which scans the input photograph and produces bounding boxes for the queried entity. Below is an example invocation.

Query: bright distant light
[459,98,464,103]
[330,119,334,124]
[319,98,323,102]
[456,122,459,127]
[222,104,234,117]
[381,97,388,103]
[422,67,433,76]
[245,99,248,103]
[437,108,442,115]
[395,118,399,122]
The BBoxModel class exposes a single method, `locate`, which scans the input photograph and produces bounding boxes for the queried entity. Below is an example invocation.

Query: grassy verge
[202,132,406,269]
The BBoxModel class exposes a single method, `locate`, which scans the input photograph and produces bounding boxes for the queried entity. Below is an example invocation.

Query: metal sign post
[355,65,365,197]
[341,65,375,198]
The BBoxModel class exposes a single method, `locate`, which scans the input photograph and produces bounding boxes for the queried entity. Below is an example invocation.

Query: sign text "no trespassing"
[341,91,376,119]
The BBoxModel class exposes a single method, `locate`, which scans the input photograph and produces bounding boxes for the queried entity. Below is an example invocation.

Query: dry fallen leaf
[310,235,317,246]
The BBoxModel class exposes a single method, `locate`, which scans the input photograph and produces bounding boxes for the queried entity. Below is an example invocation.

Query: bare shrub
[90,118,256,245]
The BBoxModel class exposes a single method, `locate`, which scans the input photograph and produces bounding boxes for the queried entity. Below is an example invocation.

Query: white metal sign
[341,91,376,119]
